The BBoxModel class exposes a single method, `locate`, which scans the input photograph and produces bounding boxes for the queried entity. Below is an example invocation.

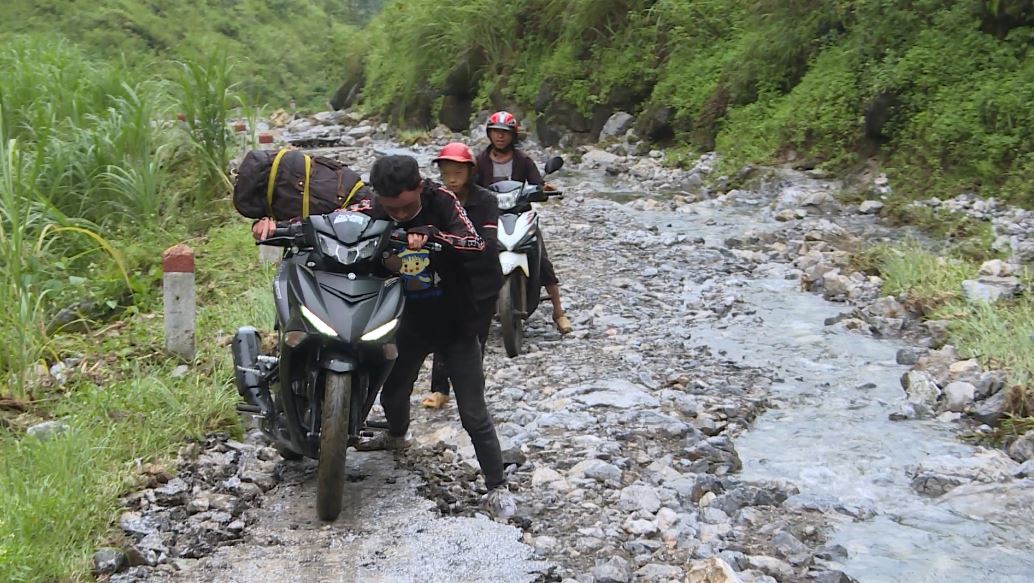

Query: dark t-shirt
[348,181,485,337]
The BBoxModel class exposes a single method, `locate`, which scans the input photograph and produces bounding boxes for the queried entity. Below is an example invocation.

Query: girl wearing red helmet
[476,111,572,335]
[422,143,504,410]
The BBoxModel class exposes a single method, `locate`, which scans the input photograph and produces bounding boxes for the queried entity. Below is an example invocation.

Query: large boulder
[438,95,472,132]
[599,112,635,141]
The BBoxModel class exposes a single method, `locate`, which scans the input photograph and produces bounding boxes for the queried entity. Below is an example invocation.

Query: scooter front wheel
[316,371,351,521]
[498,273,524,357]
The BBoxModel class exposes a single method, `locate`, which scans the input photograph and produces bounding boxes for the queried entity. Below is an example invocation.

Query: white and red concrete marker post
[162,244,196,360]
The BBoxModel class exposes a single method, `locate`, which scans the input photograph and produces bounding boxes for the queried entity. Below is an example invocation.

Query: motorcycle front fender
[499,251,530,277]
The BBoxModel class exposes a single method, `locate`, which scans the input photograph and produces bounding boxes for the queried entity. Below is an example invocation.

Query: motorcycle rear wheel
[499,273,524,357]
[316,372,351,521]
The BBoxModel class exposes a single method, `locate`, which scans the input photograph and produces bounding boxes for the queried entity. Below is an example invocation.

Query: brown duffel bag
[233,148,368,220]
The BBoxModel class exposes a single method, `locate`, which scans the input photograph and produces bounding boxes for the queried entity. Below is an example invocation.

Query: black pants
[380,321,505,489]
[431,298,496,395]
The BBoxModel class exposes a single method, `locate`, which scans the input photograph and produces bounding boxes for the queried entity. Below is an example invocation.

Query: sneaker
[554,315,573,335]
[354,432,409,452]
[483,488,517,519]
[420,392,450,409]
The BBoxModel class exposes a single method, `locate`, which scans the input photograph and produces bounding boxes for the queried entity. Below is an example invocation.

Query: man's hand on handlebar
[407,232,429,250]
[252,217,277,241]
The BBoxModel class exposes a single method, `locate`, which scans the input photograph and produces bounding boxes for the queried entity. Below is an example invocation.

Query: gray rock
[943,381,976,412]
[26,420,69,441]
[962,277,1021,303]
[907,450,1018,497]
[900,370,941,414]
[771,531,811,565]
[970,390,1007,425]
[593,556,632,583]
[683,436,742,473]
[1012,240,1034,262]
[635,563,683,580]
[569,459,623,482]
[154,477,189,505]
[346,125,375,138]
[554,379,660,409]
[896,348,919,365]
[1007,431,1034,463]
[1013,460,1034,478]
[119,512,162,538]
[583,149,623,167]
[686,557,744,583]
[619,484,662,514]
[809,570,859,583]
[924,319,952,347]
[857,200,884,214]
[171,364,190,379]
[745,555,795,580]
[978,259,1014,277]
[599,112,635,142]
[92,548,128,575]
[867,296,907,319]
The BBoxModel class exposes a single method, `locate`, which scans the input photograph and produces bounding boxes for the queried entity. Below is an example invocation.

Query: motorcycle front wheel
[498,273,525,357]
[316,371,351,521]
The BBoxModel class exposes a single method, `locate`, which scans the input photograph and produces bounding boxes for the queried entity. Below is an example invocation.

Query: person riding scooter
[421,143,503,410]
[475,111,572,335]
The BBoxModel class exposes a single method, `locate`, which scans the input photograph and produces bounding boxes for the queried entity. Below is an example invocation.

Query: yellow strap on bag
[301,154,312,218]
[266,149,290,216]
[342,179,365,208]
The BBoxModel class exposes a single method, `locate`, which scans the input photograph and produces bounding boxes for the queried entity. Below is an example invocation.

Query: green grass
[0,38,240,397]
[0,220,273,583]
[860,242,974,314]
[863,238,1034,418]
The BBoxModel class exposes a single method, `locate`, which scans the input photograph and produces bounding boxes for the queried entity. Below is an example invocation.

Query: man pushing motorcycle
[346,155,516,518]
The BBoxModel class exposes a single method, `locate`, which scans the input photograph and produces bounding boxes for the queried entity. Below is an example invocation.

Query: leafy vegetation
[0,38,242,396]
[350,0,1034,205]
[1,0,363,108]
[0,221,272,583]
[862,238,1034,416]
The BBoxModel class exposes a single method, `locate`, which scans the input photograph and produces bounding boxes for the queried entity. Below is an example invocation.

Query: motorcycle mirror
[544,156,564,175]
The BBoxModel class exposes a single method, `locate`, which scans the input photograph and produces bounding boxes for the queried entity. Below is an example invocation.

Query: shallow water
[641,197,1034,583]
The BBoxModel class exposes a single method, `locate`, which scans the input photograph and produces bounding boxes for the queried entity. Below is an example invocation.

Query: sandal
[420,392,450,409]
[554,315,573,335]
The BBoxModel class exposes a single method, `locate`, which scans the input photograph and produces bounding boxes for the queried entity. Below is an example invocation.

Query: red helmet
[433,142,475,165]
[486,111,519,135]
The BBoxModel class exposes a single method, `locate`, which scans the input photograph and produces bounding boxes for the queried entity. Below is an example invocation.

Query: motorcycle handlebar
[389,230,444,253]
[256,223,305,247]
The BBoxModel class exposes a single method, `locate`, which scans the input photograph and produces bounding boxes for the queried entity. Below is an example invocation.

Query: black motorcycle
[231,211,437,521]
[488,156,564,357]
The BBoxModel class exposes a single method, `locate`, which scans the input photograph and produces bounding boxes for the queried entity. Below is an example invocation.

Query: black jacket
[348,181,485,337]
[475,147,543,187]
[462,185,504,302]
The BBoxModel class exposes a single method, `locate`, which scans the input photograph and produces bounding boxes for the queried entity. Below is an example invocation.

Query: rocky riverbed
[95,113,1034,583]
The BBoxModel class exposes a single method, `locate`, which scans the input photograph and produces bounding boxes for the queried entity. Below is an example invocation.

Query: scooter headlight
[301,305,338,337]
[360,318,400,342]
[495,191,520,210]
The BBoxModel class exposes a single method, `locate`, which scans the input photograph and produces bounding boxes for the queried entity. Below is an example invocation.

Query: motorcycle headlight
[319,235,379,265]
[360,318,400,342]
[301,305,338,337]
[495,191,519,210]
